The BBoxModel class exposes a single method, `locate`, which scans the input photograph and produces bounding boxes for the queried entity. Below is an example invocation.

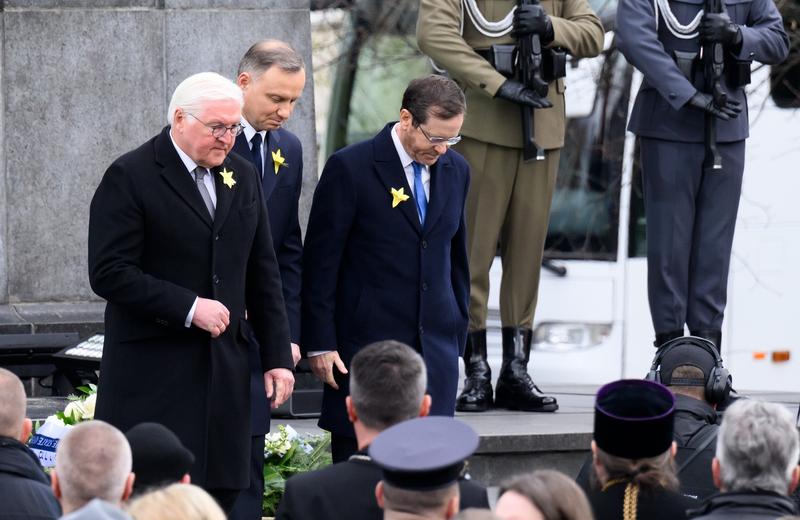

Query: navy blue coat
[302,123,470,437]
[617,0,788,142]
[232,128,302,436]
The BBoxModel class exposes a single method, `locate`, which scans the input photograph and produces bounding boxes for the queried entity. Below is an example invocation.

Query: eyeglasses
[415,122,462,146]
[185,112,244,139]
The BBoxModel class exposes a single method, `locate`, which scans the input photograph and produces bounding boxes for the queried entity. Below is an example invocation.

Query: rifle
[702,0,726,173]
[518,0,549,162]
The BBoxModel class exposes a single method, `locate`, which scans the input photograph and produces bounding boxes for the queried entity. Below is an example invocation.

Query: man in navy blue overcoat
[229,41,305,520]
[302,75,470,461]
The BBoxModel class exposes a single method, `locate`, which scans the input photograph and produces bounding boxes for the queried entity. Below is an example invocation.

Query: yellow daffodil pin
[391,187,410,208]
[219,168,236,189]
[272,149,288,175]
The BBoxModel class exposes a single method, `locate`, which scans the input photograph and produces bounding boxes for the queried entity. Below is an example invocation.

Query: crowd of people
[2,339,799,519]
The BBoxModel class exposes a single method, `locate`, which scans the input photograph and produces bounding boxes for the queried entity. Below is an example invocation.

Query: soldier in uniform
[616,0,788,350]
[417,0,604,413]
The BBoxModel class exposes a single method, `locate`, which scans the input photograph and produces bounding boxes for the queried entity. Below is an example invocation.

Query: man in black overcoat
[88,71,295,512]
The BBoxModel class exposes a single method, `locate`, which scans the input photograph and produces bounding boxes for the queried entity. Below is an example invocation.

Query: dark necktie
[412,161,427,225]
[250,133,263,177]
[193,167,215,219]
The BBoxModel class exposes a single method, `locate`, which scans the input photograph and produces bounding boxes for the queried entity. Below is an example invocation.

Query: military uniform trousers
[455,135,560,330]
[640,137,745,335]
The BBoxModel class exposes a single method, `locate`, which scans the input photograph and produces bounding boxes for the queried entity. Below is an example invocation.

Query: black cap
[594,379,675,459]
[657,339,718,386]
[369,417,479,491]
[125,422,194,491]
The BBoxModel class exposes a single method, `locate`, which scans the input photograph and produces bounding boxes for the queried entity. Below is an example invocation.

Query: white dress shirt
[242,118,268,178]
[391,123,430,201]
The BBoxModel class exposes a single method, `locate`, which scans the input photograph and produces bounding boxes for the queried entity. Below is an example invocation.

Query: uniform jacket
[232,127,303,437]
[617,0,788,142]
[88,126,292,489]
[275,450,490,520]
[417,0,604,150]
[688,491,798,519]
[301,123,470,437]
[586,481,698,519]
[0,437,61,520]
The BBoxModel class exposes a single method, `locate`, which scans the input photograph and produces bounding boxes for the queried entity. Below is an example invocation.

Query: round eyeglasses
[186,112,244,139]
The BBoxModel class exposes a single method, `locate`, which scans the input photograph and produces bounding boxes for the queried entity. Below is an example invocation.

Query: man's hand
[192,298,230,337]
[700,12,742,47]
[496,80,553,109]
[513,4,554,44]
[687,92,742,120]
[264,368,295,409]
[291,343,302,367]
[308,351,348,390]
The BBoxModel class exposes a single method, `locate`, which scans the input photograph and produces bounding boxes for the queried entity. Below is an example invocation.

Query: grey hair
[0,368,26,438]
[55,420,132,511]
[237,40,305,78]
[716,399,800,494]
[349,340,427,431]
[167,72,243,125]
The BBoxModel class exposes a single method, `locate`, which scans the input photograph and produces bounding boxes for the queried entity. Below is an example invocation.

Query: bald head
[0,368,27,439]
[54,420,134,513]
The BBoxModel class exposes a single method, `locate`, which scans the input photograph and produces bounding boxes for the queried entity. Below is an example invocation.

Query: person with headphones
[577,336,732,502]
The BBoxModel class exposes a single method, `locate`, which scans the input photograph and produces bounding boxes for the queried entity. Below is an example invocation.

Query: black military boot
[494,327,558,412]
[654,329,684,348]
[456,330,493,412]
[689,329,722,352]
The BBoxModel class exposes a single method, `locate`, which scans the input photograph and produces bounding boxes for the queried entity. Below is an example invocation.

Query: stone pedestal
[0,1,316,334]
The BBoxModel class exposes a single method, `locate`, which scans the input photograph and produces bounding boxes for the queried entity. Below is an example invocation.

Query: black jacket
[275,450,489,520]
[0,437,61,520]
[672,394,720,501]
[587,481,698,520]
[688,491,798,519]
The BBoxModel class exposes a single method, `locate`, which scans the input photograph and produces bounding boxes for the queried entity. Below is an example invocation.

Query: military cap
[125,422,194,491]
[594,379,675,459]
[369,416,479,490]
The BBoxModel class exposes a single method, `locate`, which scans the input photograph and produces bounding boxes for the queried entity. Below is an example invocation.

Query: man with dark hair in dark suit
[302,74,471,463]
[275,341,489,520]
[229,39,306,520]
[88,71,295,513]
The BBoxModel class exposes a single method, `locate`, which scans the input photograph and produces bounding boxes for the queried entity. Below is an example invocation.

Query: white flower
[283,425,299,441]
[63,400,86,421]
[82,393,97,420]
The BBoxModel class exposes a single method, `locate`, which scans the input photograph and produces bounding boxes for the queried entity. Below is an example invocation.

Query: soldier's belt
[672,50,752,89]
[476,45,567,83]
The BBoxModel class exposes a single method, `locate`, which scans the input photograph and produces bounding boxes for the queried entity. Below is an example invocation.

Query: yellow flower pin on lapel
[272,149,288,175]
[391,187,410,208]
[219,168,236,189]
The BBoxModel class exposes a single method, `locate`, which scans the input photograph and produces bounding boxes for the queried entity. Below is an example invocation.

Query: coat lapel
[211,157,236,231]
[262,130,283,198]
[372,123,421,234]
[155,127,213,229]
[422,154,452,234]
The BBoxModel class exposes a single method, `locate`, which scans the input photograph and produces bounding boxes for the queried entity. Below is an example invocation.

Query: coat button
[212,275,220,285]
[421,240,428,249]
[668,92,676,100]
[422,282,428,291]
[215,234,220,241]
[419,326,424,335]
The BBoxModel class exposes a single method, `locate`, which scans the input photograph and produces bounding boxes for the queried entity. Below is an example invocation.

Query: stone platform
[27,386,800,487]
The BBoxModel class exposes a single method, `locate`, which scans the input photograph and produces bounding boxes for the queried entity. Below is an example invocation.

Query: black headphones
[646,336,732,405]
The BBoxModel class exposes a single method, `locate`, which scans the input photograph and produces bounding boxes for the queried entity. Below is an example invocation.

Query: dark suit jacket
[88,126,292,489]
[617,0,788,143]
[275,451,489,520]
[232,128,303,436]
[302,123,470,437]
[587,481,698,520]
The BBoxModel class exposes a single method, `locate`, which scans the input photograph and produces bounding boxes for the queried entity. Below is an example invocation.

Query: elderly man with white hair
[88,71,294,512]
[688,399,800,519]
[0,367,61,519]
[52,420,134,515]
